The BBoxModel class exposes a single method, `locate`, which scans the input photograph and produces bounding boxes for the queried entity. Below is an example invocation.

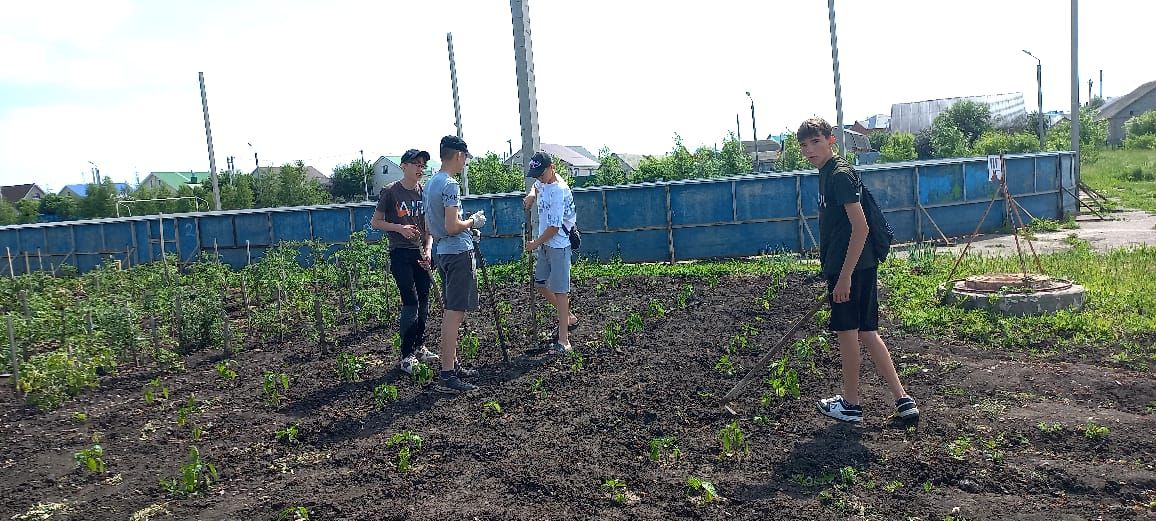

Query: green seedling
[648,436,681,462]
[530,377,547,399]
[144,377,169,405]
[602,323,620,348]
[410,362,434,385]
[922,481,933,493]
[160,446,218,498]
[765,356,800,399]
[275,423,300,445]
[714,355,738,376]
[898,363,925,378]
[686,477,720,504]
[602,478,628,504]
[625,312,644,333]
[482,400,502,415]
[335,352,365,382]
[215,360,237,381]
[947,436,972,460]
[73,444,105,474]
[676,284,693,308]
[727,333,748,354]
[262,372,290,407]
[838,466,858,484]
[1084,421,1110,440]
[386,431,423,472]
[648,299,666,318]
[277,506,310,521]
[373,384,399,408]
[390,332,401,354]
[567,350,585,373]
[176,395,199,428]
[72,412,88,422]
[791,472,836,487]
[883,480,903,493]
[460,332,480,361]
[718,420,749,459]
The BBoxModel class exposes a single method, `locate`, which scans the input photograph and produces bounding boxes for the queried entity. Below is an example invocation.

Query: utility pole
[198,72,222,211]
[248,143,259,173]
[746,92,758,171]
[511,0,541,190]
[1099,70,1103,98]
[1071,0,1080,184]
[735,113,742,142]
[360,149,369,202]
[447,32,469,195]
[1023,50,1045,149]
[507,139,513,158]
[827,0,846,155]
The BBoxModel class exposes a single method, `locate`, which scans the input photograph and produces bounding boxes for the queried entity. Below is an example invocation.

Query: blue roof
[61,183,130,197]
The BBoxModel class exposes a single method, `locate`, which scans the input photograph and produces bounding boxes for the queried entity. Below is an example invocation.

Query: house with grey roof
[370,155,441,195]
[1098,80,1156,145]
[890,93,1027,134]
[505,143,600,180]
[1,184,45,204]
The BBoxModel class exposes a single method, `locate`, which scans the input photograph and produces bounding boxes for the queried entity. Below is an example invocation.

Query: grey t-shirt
[423,171,473,255]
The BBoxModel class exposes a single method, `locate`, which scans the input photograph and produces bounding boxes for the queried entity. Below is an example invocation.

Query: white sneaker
[399,355,419,375]
[415,346,440,363]
[817,395,863,423]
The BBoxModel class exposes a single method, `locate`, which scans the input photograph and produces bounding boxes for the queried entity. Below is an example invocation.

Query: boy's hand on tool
[524,240,538,252]
[418,248,432,270]
[833,275,851,303]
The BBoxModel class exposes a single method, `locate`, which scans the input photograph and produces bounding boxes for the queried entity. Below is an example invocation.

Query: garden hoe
[720,293,825,416]
[472,230,509,365]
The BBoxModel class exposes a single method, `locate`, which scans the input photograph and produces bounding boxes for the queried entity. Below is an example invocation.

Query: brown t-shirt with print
[375,181,427,250]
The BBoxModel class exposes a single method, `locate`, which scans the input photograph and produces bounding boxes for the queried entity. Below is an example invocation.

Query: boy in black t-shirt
[371,149,439,374]
[798,118,919,423]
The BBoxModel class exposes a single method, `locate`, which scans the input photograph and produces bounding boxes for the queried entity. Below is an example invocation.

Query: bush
[869,132,891,152]
[1124,133,1156,151]
[972,131,1042,155]
[930,114,970,158]
[942,100,993,145]
[880,132,917,162]
[1124,111,1156,137]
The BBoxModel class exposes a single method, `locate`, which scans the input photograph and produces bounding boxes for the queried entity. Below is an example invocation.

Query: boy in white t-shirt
[521,152,578,353]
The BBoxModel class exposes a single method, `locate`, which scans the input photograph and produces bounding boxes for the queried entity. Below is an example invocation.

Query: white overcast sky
[1,0,1151,191]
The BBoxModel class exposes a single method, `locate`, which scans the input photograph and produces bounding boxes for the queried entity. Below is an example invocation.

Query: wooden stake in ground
[220,276,233,357]
[5,247,13,278]
[7,314,18,390]
[18,290,30,319]
[524,207,538,344]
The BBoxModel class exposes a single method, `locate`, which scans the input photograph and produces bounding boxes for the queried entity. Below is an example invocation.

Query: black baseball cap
[400,149,430,164]
[440,135,472,158]
[527,151,552,178]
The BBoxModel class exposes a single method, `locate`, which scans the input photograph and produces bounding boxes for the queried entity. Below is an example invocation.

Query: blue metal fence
[0,152,1076,275]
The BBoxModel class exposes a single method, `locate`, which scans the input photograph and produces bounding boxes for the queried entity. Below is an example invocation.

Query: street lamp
[1023,49,1045,149]
[746,91,758,171]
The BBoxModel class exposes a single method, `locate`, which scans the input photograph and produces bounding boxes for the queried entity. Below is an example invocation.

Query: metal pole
[1037,62,1045,149]
[7,314,17,389]
[747,92,758,171]
[198,72,222,211]
[360,149,369,202]
[827,0,846,155]
[735,113,742,142]
[447,33,469,196]
[1071,0,1081,184]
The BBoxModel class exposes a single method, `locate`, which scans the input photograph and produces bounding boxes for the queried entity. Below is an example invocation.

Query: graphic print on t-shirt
[396,200,423,219]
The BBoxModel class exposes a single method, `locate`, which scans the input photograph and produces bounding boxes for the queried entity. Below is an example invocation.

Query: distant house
[505,143,600,180]
[252,165,331,187]
[854,114,891,134]
[370,156,441,195]
[60,183,130,198]
[607,153,648,174]
[840,128,872,153]
[139,172,207,192]
[1098,80,1156,145]
[890,92,1027,134]
[1,183,46,204]
[567,145,599,163]
[742,139,781,172]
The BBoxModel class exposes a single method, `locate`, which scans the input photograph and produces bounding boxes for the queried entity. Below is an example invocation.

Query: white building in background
[890,92,1028,134]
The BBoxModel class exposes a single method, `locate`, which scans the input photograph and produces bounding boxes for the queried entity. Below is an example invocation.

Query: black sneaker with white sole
[434,375,477,394]
[895,396,920,419]
[817,395,863,423]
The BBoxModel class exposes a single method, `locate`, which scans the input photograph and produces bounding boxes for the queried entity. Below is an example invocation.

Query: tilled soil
[2,271,1154,520]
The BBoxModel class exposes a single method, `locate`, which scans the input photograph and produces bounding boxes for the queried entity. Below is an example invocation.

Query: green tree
[329,158,373,202]
[942,100,993,145]
[633,155,671,183]
[914,128,934,159]
[879,132,917,162]
[251,169,281,208]
[0,200,19,225]
[78,178,119,219]
[219,173,255,210]
[717,132,752,176]
[972,131,1041,155]
[16,200,38,224]
[929,114,970,158]
[591,146,627,186]
[868,132,892,152]
[275,161,328,207]
[467,153,523,195]
[776,135,812,172]
[1125,111,1156,137]
[1046,106,1108,163]
[1087,96,1106,111]
[39,193,78,220]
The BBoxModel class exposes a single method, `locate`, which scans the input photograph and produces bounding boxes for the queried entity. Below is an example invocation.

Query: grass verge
[1081,148,1156,213]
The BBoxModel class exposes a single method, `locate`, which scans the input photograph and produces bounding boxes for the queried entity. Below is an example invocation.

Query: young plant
[883,480,903,493]
[602,323,620,348]
[73,444,106,474]
[160,446,218,498]
[567,350,585,373]
[686,477,720,504]
[947,436,972,460]
[275,423,300,445]
[648,436,682,462]
[386,431,423,472]
[714,355,738,376]
[262,372,290,407]
[1036,421,1064,434]
[410,362,434,386]
[676,284,694,308]
[602,478,628,504]
[727,333,748,354]
[277,506,310,521]
[175,395,199,428]
[625,312,644,333]
[1084,421,1110,440]
[335,352,365,382]
[191,424,205,441]
[143,377,169,405]
[647,299,666,318]
[215,360,237,381]
[764,356,800,399]
[373,383,399,408]
[530,377,547,399]
[460,332,480,361]
[482,400,502,415]
[72,412,88,422]
[718,420,749,459]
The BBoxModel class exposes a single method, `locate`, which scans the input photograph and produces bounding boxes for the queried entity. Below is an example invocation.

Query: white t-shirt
[535,178,576,249]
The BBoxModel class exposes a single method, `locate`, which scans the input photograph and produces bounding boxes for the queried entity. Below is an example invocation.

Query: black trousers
[389,248,431,357]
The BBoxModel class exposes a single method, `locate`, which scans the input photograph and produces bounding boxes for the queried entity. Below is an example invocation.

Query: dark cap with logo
[527,151,552,178]
[440,135,472,158]
[400,149,430,164]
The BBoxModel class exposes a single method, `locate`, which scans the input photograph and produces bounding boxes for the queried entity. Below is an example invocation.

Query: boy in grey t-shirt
[423,135,487,394]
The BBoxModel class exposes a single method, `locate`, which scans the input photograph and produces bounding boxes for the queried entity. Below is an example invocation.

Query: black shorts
[435,251,479,312]
[826,266,879,332]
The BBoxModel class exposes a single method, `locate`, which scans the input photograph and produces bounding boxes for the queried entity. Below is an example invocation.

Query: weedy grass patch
[1082,148,1156,213]
[73,444,105,474]
[160,446,218,498]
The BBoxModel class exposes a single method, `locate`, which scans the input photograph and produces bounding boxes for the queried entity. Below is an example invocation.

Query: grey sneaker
[895,396,919,419]
[435,375,477,394]
[399,355,419,375]
[549,342,572,355]
[415,346,440,363]
[453,359,478,378]
[817,395,863,423]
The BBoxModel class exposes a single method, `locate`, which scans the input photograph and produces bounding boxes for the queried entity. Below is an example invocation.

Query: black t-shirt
[375,181,427,250]
[818,156,876,278]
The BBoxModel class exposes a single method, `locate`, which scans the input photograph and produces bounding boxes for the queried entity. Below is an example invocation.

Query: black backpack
[825,168,894,262]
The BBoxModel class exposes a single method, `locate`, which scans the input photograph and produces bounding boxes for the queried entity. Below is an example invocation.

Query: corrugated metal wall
[0,152,1076,275]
